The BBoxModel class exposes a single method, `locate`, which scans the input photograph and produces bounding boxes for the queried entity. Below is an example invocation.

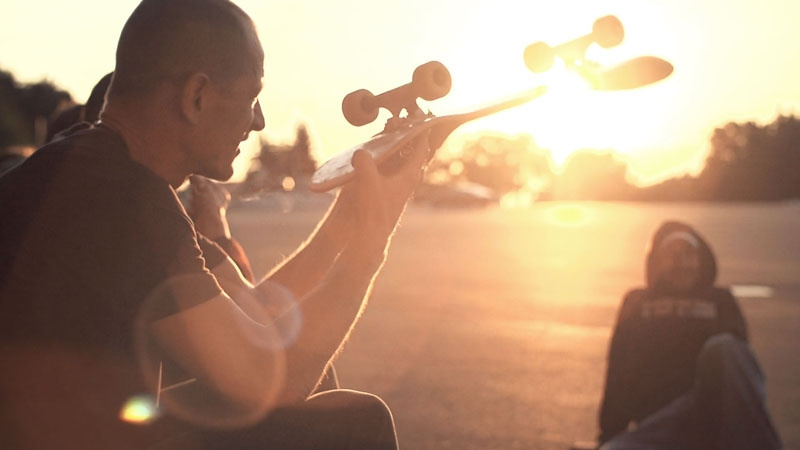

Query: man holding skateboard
[0,0,428,448]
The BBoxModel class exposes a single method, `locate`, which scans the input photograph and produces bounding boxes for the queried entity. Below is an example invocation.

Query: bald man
[0,1,429,449]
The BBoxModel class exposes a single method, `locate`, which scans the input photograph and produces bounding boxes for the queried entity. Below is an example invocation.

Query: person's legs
[601,333,782,450]
[599,394,696,450]
[153,389,398,450]
[694,333,782,450]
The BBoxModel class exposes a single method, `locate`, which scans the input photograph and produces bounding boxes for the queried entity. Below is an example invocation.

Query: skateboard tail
[427,85,548,150]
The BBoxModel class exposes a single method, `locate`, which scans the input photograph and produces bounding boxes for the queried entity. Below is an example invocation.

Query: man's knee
[307,389,394,427]
[696,333,765,396]
[698,333,750,368]
[303,390,397,449]
[702,332,739,351]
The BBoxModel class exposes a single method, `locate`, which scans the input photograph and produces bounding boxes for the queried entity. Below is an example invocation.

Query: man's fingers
[350,132,430,191]
[395,132,431,184]
[375,131,432,178]
[351,149,381,187]
[189,175,231,208]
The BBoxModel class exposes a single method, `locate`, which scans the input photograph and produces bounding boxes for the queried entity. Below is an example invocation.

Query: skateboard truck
[341,61,452,128]
[524,15,624,74]
[524,15,672,91]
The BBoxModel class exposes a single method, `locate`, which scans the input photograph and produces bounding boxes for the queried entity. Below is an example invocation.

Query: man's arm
[189,175,256,282]
[153,136,430,411]
[260,191,360,300]
[263,141,420,301]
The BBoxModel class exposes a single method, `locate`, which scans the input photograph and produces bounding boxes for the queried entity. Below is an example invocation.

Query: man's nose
[251,100,265,131]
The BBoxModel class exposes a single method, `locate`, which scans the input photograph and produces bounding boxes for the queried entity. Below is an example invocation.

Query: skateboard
[309,78,548,192]
[524,14,672,91]
[310,16,671,192]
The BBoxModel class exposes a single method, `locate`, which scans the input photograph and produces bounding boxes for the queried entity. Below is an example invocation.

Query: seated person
[47,73,259,286]
[0,0,427,448]
[46,72,114,142]
[598,220,782,450]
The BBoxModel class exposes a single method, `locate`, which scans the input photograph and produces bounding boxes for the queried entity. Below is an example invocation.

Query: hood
[645,220,717,293]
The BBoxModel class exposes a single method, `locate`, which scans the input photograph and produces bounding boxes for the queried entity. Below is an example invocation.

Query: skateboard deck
[310,85,547,192]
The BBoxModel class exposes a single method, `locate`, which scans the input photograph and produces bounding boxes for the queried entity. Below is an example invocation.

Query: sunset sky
[1,0,798,185]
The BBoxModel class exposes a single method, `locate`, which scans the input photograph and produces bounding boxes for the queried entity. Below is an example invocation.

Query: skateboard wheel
[342,89,379,126]
[523,41,555,73]
[412,61,452,101]
[592,15,624,48]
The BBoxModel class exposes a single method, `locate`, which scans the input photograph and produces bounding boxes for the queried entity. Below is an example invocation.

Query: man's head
[109,0,263,100]
[650,231,701,293]
[105,0,265,182]
[645,221,718,295]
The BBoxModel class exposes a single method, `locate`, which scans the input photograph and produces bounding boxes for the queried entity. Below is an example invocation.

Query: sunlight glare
[500,190,537,209]
[543,203,596,227]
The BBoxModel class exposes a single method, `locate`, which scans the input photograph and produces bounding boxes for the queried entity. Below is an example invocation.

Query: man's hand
[188,175,232,240]
[326,134,431,253]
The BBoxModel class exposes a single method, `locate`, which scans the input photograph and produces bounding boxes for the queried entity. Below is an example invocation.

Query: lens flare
[119,395,159,424]
[255,281,303,350]
[543,203,595,227]
[133,274,288,429]
[281,176,296,191]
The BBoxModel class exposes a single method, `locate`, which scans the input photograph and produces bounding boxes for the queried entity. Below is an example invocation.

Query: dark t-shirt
[0,125,222,447]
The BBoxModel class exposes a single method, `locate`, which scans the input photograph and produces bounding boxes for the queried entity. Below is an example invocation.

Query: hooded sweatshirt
[597,221,748,443]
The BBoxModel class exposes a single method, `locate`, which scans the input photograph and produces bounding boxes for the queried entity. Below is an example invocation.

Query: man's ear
[180,73,212,125]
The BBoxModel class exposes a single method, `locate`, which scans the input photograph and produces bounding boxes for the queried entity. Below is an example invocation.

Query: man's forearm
[263,239,387,404]
[266,222,344,299]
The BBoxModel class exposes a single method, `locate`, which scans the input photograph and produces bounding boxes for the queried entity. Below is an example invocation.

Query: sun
[407,7,680,181]
[444,63,598,166]
[444,56,676,174]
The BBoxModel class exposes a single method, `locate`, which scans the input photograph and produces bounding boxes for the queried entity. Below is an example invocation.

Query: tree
[244,123,318,194]
[289,124,317,182]
[428,134,554,195]
[553,150,634,200]
[698,115,800,200]
[0,68,73,148]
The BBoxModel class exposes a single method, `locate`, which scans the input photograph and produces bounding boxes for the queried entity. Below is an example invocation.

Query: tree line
[423,114,800,202]
[2,67,798,202]
[0,69,72,149]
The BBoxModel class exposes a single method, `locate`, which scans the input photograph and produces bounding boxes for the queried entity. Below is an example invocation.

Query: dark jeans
[601,334,782,450]
[151,388,398,450]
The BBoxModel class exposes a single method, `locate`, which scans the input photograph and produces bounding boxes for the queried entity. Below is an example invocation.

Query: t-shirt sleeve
[120,186,223,321]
